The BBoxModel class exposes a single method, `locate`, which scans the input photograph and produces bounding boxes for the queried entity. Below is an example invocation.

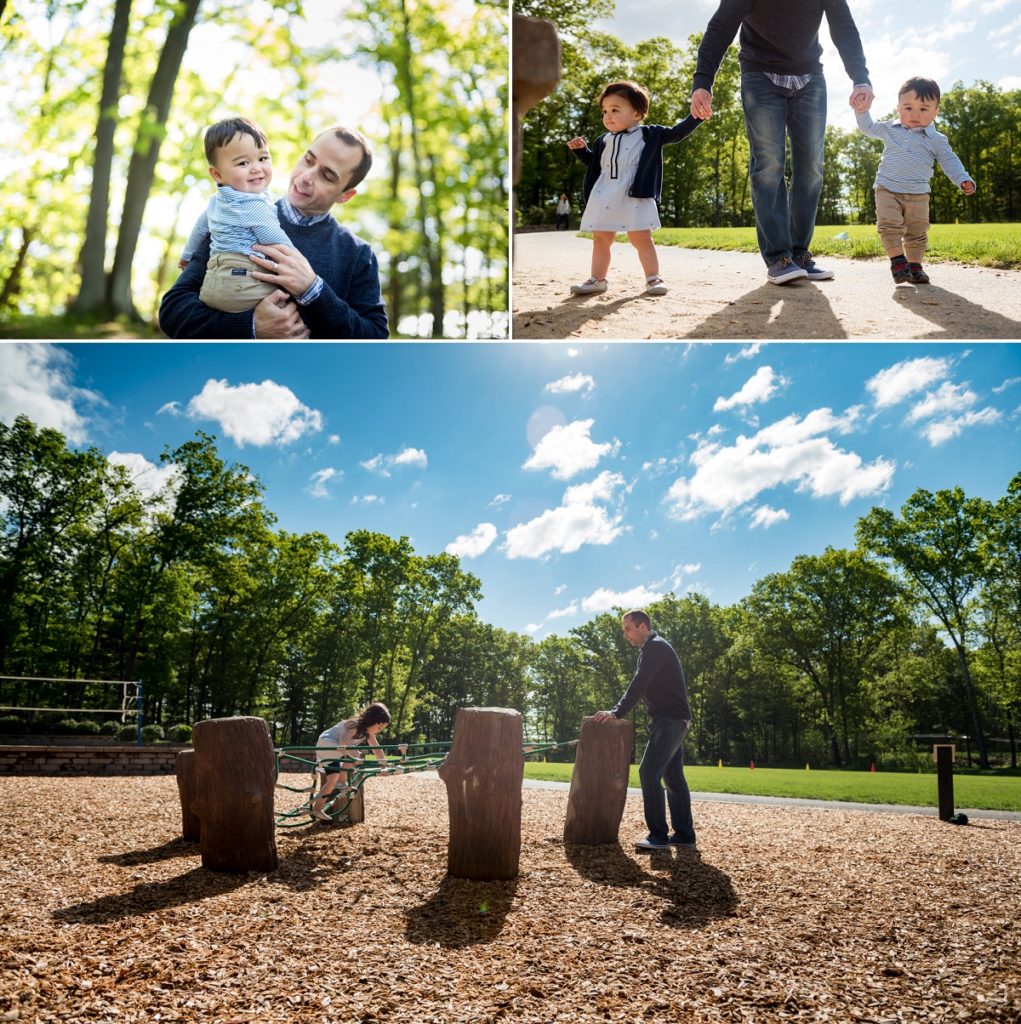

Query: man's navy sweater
[159,200,388,339]
[693,0,870,93]
[572,116,703,206]
[610,632,691,721]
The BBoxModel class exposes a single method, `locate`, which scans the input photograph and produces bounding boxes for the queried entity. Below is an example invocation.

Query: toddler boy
[855,77,975,284]
[180,116,294,312]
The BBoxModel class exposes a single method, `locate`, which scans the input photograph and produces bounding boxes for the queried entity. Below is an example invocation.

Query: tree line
[0,0,507,337]
[515,1,1021,229]
[1,414,1018,769]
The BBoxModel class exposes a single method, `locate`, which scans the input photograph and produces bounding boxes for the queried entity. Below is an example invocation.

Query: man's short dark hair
[204,116,268,165]
[317,126,373,190]
[622,609,651,630]
[899,77,941,104]
[598,80,650,118]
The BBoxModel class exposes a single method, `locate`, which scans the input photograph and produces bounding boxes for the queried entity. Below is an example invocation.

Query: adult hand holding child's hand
[849,85,874,112]
[690,89,713,119]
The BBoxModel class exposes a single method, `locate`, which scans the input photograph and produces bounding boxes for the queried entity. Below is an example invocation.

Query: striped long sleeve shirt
[181,185,292,261]
[855,110,973,194]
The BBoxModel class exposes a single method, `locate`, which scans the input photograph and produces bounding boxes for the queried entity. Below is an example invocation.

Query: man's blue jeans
[741,72,827,266]
[639,715,695,844]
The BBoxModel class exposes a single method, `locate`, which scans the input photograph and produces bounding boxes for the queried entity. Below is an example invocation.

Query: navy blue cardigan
[572,116,704,205]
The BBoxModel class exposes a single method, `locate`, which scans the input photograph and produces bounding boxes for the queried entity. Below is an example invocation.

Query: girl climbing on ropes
[311,701,391,822]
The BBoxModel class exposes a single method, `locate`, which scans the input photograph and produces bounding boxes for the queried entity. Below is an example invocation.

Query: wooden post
[934,743,955,821]
[347,784,365,824]
[192,716,278,873]
[438,707,523,881]
[175,748,200,841]
[564,716,635,845]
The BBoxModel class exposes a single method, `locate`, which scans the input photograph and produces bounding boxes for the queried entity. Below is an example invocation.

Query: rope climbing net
[273,736,580,829]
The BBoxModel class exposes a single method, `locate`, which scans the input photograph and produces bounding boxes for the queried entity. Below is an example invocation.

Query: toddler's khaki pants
[200,252,279,313]
[875,187,930,264]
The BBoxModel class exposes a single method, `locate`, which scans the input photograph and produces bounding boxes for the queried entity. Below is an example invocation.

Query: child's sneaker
[890,256,911,284]
[645,275,668,296]
[570,277,607,295]
[909,263,930,284]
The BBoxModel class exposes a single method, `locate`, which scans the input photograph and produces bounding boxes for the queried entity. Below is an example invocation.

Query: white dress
[580,127,660,233]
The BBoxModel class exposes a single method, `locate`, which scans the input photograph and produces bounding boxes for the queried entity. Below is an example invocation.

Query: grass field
[523,761,1021,812]
[584,222,1021,269]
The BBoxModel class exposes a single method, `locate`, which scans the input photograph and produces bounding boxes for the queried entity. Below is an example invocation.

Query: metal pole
[137,681,143,747]
[935,744,955,821]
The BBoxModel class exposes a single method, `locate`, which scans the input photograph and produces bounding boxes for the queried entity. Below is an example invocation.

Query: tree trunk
[71,0,132,317]
[0,224,33,311]
[192,716,277,873]
[438,706,522,880]
[564,716,634,845]
[108,0,201,318]
[175,748,200,841]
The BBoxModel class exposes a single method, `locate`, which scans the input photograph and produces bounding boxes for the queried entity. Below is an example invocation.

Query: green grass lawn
[523,762,1021,812]
[582,223,1021,270]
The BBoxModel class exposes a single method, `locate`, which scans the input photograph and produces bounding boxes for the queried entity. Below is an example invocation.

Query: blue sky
[1,342,1018,638]
[593,0,1021,132]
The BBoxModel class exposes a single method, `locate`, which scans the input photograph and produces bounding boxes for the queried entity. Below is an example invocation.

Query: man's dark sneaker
[909,265,930,284]
[767,257,808,285]
[634,835,672,851]
[797,255,834,280]
[668,834,698,848]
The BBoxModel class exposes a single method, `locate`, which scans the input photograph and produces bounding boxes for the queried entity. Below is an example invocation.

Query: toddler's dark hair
[899,77,941,103]
[204,116,268,164]
[598,80,650,117]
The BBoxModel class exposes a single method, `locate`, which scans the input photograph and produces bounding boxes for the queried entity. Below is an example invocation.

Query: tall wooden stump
[175,748,200,842]
[438,707,523,881]
[192,716,278,873]
[347,785,365,824]
[564,716,635,845]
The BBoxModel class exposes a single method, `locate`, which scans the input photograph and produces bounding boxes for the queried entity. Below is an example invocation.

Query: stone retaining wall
[0,744,187,775]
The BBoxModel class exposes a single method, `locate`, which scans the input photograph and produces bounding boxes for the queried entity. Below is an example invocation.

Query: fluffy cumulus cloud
[724,343,762,364]
[445,522,498,558]
[307,467,341,498]
[361,446,428,476]
[504,470,625,559]
[580,584,665,613]
[522,418,619,480]
[665,408,894,521]
[906,381,977,422]
[922,408,1002,446]
[749,505,790,529]
[181,378,322,447]
[107,452,182,500]
[713,366,786,412]
[0,343,101,443]
[544,372,596,397]
[866,356,951,408]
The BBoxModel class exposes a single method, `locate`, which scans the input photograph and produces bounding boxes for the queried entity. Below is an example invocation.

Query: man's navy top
[159,199,388,339]
[610,631,691,721]
[693,0,870,93]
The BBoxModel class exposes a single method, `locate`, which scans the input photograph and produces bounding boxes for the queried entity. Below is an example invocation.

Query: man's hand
[250,244,317,296]
[961,180,976,195]
[253,290,310,339]
[592,710,617,723]
[690,88,713,119]
[850,85,874,112]
[566,136,588,150]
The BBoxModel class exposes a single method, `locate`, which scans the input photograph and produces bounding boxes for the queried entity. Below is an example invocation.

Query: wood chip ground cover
[1,775,1018,1023]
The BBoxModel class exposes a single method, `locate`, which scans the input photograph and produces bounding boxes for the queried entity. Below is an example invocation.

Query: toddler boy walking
[180,116,294,312]
[855,77,975,284]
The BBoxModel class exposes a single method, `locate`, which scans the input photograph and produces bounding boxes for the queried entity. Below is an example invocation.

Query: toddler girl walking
[567,80,703,296]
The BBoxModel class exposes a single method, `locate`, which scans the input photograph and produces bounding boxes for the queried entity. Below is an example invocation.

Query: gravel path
[512,231,1021,340]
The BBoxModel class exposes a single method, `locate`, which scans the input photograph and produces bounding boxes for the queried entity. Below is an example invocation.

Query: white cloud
[107,452,182,500]
[183,378,322,447]
[749,505,790,529]
[906,381,977,422]
[361,446,428,476]
[921,407,1002,446]
[554,584,567,595]
[522,418,619,480]
[724,343,762,364]
[489,493,511,507]
[0,343,101,443]
[327,434,341,445]
[545,372,596,397]
[503,471,625,559]
[546,602,580,619]
[866,356,951,408]
[351,494,384,505]
[713,366,786,412]
[665,407,894,521]
[992,376,1021,394]
[523,622,542,635]
[307,467,341,498]
[445,522,497,558]
[580,585,665,613]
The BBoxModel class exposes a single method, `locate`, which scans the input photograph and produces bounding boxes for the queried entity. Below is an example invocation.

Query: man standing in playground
[594,609,696,851]
[690,1,873,285]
